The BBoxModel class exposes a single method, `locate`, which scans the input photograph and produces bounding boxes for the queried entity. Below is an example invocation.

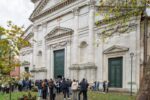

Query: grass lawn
[0,91,37,100]
[88,91,136,100]
[0,91,136,100]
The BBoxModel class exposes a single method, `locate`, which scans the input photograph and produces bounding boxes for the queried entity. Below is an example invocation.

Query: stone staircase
[137,56,150,100]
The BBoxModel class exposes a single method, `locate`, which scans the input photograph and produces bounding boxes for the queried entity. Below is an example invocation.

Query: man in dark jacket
[61,78,70,100]
[78,78,89,100]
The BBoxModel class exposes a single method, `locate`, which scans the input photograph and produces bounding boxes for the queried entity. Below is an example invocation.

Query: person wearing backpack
[71,79,78,100]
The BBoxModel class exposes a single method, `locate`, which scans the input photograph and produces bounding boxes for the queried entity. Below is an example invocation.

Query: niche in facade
[37,51,42,68]
[79,41,88,64]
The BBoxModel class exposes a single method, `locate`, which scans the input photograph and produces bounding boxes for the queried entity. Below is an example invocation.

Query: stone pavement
[37,93,82,100]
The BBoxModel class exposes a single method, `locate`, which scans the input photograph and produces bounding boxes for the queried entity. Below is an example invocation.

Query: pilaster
[72,8,79,64]
[42,22,47,69]
[88,0,95,63]
[33,26,38,68]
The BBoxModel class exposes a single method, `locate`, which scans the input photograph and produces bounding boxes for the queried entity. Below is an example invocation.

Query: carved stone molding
[72,7,79,16]
[98,23,137,36]
[20,49,33,56]
[50,40,70,49]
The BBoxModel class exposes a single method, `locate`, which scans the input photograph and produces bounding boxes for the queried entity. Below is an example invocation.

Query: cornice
[24,32,34,40]
[45,26,73,41]
[33,0,87,26]
[103,45,129,54]
[70,63,97,70]
[30,67,47,72]
[31,0,40,3]
[30,0,77,22]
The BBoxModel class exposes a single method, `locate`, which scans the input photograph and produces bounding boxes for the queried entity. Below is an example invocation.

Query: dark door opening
[54,49,65,79]
[108,57,123,88]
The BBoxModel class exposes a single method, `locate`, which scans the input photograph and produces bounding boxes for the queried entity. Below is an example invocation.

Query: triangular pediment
[30,0,49,20]
[104,45,129,54]
[41,0,63,12]
[45,26,73,40]
[30,0,76,21]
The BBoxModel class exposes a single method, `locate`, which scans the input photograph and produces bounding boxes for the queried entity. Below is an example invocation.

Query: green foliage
[0,92,37,100]
[0,21,30,83]
[96,0,149,42]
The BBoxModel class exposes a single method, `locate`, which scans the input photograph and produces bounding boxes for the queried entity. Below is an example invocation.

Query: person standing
[61,78,70,100]
[105,81,109,93]
[66,79,71,98]
[71,79,78,100]
[56,80,61,94]
[42,79,48,100]
[103,81,106,93]
[49,79,56,100]
[78,78,89,100]
[37,80,42,97]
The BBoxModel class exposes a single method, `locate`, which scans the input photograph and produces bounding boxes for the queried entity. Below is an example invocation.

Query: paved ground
[37,93,82,100]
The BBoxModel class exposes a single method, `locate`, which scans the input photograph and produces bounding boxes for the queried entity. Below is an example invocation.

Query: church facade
[20,0,145,92]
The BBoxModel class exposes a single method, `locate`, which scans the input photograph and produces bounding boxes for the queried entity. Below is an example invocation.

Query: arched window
[80,41,88,64]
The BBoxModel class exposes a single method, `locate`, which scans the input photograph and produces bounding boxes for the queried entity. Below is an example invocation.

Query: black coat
[61,80,69,91]
[79,81,89,91]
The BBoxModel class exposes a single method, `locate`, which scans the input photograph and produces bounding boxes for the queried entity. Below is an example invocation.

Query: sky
[0,0,150,29]
[0,0,34,29]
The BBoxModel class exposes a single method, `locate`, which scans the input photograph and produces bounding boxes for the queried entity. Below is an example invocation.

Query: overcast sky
[0,0,34,28]
[0,0,150,29]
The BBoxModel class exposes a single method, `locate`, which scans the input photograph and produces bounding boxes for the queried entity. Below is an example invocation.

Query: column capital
[72,8,79,16]
[88,0,96,9]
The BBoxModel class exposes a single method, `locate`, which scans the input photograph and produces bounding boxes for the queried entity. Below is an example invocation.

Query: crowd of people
[0,78,109,100]
[35,78,89,100]
[92,81,109,93]
[35,78,109,100]
[0,79,34,94]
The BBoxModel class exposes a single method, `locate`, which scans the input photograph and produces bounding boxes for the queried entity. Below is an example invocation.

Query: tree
[0,21,30,84]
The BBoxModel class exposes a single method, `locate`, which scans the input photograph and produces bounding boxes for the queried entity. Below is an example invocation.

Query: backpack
[42,82,46,88]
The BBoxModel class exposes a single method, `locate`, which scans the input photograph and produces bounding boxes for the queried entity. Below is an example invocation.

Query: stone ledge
[30,67,47,72]
[69,63,97,70]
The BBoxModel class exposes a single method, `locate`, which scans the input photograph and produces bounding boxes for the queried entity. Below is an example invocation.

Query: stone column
[33,26,38,68]
[87,1,97,82]
[42,23,47,68]
[72,8,79,65]
[66,40,71,79]
[88,0,95,63]
[46,47,51,79]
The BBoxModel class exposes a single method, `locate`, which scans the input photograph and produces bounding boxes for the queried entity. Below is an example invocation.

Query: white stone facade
[20,0,145,92]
